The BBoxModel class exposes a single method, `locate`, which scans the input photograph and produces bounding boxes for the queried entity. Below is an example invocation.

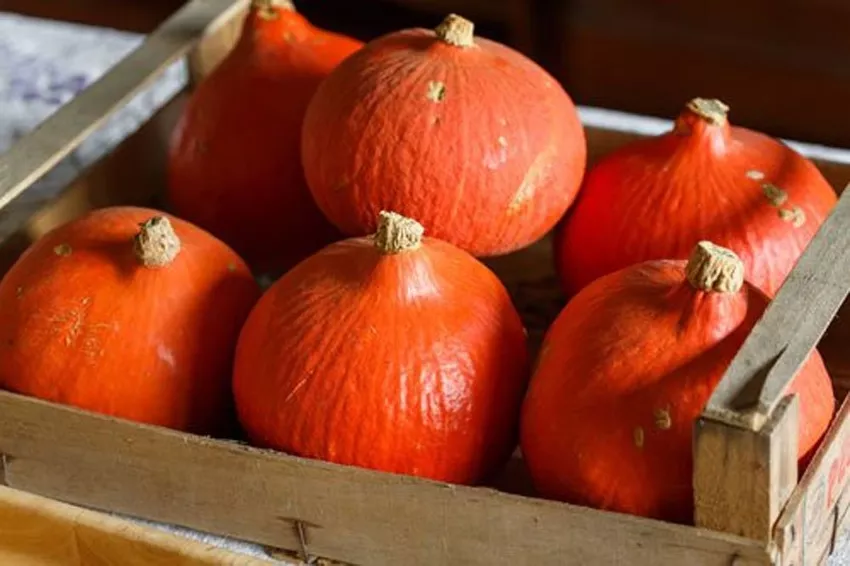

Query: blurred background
[2,0,849,148]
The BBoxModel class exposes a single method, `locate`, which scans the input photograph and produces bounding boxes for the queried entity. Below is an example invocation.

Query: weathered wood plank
[694,396,799,541]
[775,396,850,565]
[0,391,770,566]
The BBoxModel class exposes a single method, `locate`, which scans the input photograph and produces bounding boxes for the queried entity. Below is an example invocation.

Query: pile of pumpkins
[0,0,839,525]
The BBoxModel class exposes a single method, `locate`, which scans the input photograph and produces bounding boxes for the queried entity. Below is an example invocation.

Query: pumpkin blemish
[654,408,672,430]
[633,427,645,449]
[762,183,788,207]
[426,81,446,103]
[508,149,551,214]
[53,244,72,257]
[779,206,806,228]
[15,287,23,298]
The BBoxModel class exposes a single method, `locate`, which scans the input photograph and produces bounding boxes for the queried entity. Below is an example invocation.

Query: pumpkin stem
[133,216,182,268]
[685,241,744,293]
[374,211,424,254]
[685,98,729,126]
[435,14,475,48]
[252,0,295,18]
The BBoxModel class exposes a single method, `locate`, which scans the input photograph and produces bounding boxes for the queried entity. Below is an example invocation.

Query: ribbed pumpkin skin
[556,104,837,297]
[301,27,586,257]
[233,235,530,483]
[0,207,261,435]
[520,260,835,523]
[167,3,363,276]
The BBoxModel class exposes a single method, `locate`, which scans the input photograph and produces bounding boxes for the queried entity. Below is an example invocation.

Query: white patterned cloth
[1,10,850,566]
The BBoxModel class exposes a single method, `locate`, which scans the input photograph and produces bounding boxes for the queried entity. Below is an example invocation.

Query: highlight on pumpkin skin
[684,241,744,293]
[133,216,182,268]
[373,211,425,254]
[434,13,475,48]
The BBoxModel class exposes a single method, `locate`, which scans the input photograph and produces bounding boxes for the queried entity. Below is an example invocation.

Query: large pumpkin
[556,98,837,297]
[233,211,530,484]
[168,0,363,276]
[301,14,586,257]
[521,241,835,523]
[0,207,261,435]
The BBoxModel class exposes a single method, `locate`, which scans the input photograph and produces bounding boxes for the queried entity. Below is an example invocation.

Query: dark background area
[1,0,849,148]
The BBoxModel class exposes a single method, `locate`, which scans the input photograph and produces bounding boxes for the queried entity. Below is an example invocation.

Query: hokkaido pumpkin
[0,207,261,435]
[521,242,835,523]
[556,98,837,297]
[167,0,363,276]
[233,211,529,483]
[301,14,586,257]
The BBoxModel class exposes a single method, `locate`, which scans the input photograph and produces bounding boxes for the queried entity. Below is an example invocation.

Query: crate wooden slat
[2,0,850,564]
[0,390,771,566]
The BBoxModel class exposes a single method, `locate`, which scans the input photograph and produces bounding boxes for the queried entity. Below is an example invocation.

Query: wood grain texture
[0,485,273,565]
[704,187,850,430]
[0,0,241,216]
[0,391,771,566]
[776,396,850,565]
[694,396,799,541]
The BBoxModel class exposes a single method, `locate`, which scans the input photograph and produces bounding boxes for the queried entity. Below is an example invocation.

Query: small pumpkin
[521,242,834,523]
[168,0,363,276]
[233,211,530,484]
[301,14,586,257]
[556,98,837,297]
[0,207,261,435]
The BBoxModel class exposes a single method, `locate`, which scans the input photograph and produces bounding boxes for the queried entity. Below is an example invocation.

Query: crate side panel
[0,391,769,566]
[776,395,850,565]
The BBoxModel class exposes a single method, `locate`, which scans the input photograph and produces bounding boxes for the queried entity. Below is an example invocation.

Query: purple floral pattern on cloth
[9,68,89,106]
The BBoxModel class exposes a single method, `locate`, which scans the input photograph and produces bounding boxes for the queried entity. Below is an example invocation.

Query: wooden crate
[1,1,850,564]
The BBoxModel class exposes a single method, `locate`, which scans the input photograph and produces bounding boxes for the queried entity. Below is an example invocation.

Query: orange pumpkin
[233,211,530,484]
[168,0,363,276]
[0,207,261,435]
[556,98,837,298]
[521,242,835,523]
[301,14,586,257]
